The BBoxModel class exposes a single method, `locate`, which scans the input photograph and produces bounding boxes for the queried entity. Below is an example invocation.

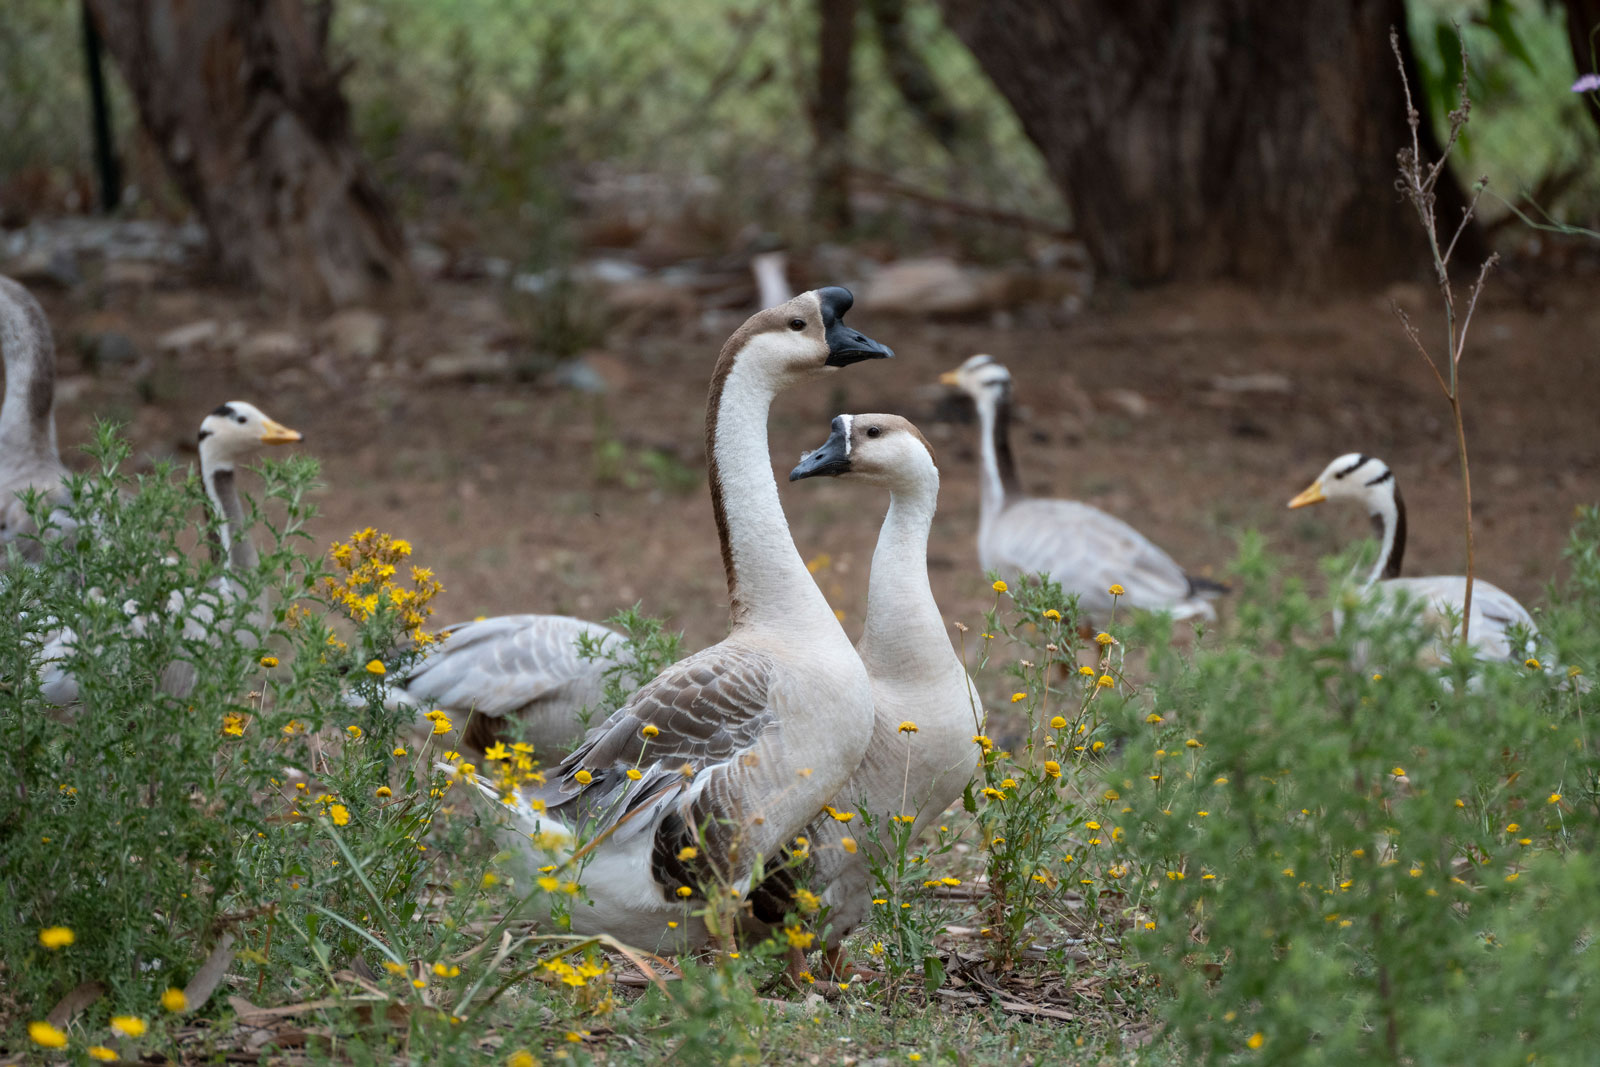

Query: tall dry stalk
[1388,26,1499,644]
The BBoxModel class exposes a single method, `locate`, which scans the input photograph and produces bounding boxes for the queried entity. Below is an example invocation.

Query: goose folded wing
[1001,500,1193,606]
[398,615,625,717]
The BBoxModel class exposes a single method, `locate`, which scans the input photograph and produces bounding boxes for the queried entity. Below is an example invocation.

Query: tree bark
[938,0,1478,289]
[84,0,411,308]
[812,0,858,230]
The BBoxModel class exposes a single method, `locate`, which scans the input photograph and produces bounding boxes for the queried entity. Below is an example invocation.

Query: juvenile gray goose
[0,275,72,565]
[471,287,893,952]
[36,402,302,704]
[1288,453,1542,668]
[940,354,1224,627]
[775,413,980,970]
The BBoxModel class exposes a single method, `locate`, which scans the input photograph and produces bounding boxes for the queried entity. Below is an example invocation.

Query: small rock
[1103,388,1151,418]
[552,357,610,394]
[860,257,991,316]
[420,349,512,383]
[236,330,307,369]
[7,247,81,289]
[317,307,387,362]
[90,331,139,368]
[158,320,220,354]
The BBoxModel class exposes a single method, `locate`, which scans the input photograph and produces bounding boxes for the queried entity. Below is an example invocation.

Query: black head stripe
[197,427,214,442]
[211,403,235,418]
[1364,468,1394,487]
[1333,454,1368,480]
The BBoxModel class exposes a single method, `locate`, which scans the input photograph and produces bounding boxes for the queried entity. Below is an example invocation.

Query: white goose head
[938,353,1012,409]
[790,413,938,494]
[1288,453,1406,583]
[197,402,304,470]
[716,286,893,390]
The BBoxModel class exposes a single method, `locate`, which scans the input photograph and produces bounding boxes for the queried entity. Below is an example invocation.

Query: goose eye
[866,426,882,439]
[788,318,805,331]
[234,415,247,425]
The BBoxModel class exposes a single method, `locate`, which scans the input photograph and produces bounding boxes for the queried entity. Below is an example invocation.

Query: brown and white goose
[476,287,893,952]
[1288,452,1542,667]
[939,354,1224,627]
[0,275,72,565]
[779,413,980,965]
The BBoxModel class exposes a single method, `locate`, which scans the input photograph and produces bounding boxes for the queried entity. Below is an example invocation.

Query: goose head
[198,402,303,469]
[1287,453,1395,511]
[722,287,893,387]
[938,353,1012,409]
[789,413,937,492]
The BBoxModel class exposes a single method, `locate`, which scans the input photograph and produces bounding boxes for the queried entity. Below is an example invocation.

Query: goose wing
[1383,576,1539,663]
[394,615,626,719]
[991,499,1206,620]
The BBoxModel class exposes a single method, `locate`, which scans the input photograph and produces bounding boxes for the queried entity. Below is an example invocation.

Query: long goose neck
[0,280,59,463]
[973,389,1022,527]
[857,475,947,675]
[1364,485,1405,587]
[203,461,258,573]
[706,350,835,633]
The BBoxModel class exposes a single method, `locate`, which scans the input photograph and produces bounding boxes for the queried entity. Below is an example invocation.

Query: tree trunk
[85,0,410,308]
[938,0,1477,289]
[812,0,858,230]
[866,0,965,151]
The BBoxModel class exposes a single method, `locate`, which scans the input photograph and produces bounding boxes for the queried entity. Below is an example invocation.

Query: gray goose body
[0,275,72,565]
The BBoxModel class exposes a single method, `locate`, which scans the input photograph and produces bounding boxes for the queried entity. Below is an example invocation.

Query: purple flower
[1574,73,1600,93]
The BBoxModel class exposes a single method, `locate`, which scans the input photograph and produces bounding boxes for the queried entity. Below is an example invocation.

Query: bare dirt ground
[27,267,1600,658]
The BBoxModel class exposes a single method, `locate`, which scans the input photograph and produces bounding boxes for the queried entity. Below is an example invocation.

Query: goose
[1287,452,1542,667]
[377,613,636,757]
[938,354,1224,627]
[776,413,980,973]
[467,287,893,952]
[0,274,72,566]
[36,401,303,704]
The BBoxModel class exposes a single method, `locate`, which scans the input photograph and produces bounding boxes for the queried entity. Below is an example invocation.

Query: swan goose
[0,274,72,566]
[379,612,634,757]
[472,287,893,952]
[939,354,1224,627]
[775,413,980,965]
[1287,452,1542,668]
[36,401,302,704]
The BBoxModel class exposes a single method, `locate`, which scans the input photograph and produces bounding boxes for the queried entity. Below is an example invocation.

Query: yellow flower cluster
[324,528,443,644]
[483,741,545,801]
[543,953,608,989]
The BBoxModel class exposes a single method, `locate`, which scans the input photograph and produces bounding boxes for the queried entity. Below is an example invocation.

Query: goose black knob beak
[818,286,894,367]
[789,416,853,481]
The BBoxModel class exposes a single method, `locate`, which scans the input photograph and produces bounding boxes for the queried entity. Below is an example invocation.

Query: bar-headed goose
[0,275,72,566]
[36,401,302,704]
[1288,453,1541,667]
[476,287,893,952]
[939,354,1224,627]
[379,613,634,757]
[778,413,980,968]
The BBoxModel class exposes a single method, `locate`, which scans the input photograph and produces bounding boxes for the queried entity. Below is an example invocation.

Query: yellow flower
[1549,792,1563,804]
[392,746,407,756]
[538,876,560,892]
[940,876,961,887]
[1096,674,1114,688]
[1042,609,1061,620]
[346,724,363,739]
[1108,584,1125,596]
[28,1021,68,1048]
[1247,1032,1265,1050]
[626,768,643,780]
[1505,822,1520,833]
[1525,657,1541,669]
[641,724,660,738]
[1391,766,1406,777]
[1078,665,1095,677]
[329,804,351,826]
[110,1016,146,1038]
[365,660,386,675]
[433,962,461,977]
[841,837,857,853]
[793,887,821,913]
[1145,713,1163,724]
[784,925,816,949]
[574,770,593,785]
[909,1055,923,1062]
[89,1046,118,1061]
[1010,692,1027,703]
[1049,715,1067,729]
[1095,632,1114,646]
[992,580,1008,593]
[677,846,699,861]
[484,742,509,761]
[972,734,993,752]
[1043,760,1061,778]
[38,925,74,950]
[162,987,188,1013]
[507,1050,538,1067]
[898,720,918,733]
[259,655,278,668]
[430,715,453,735]
[676,886,693,898]
[376,786,392,798]
[825,805,855,822]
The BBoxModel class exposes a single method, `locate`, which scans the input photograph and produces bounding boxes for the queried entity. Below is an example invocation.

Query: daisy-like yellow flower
[38,925,74,950]
[329,804,351,827]
[677,845,698,861]
[1042,608,1061,620]
[1096,674,1114,688]
[430,715,453,735]
[992,579,1008,593]
[1108,584,1125,596]
[88,1046,117,1061]
[675,885,693,898]
[825,805,855,822]
[1095,632,1114,646]
[259,655,279,668]
[346,725,363,739]
[1549,792,1563,804]
[793,887,822,913]
[392,746,407,757]
[365,660,386,675]
[1247,1032,1265,1050]
[1078,665,1095,677]
[784,925,816,950]
[626,768,643,780]
[483,742,510,761]
[1043,760,1061,778]
[28,1021,68,1048]
[972,734,993,752]
[1185,738,1203,748]
[507,1050,537,1067]
[1525,657,1541,669]
[1010,692,1027,703]
[110,1016,146,1038]
[641,724,660,738]
[840,837,857,853]
[162,988,188,1013]
[898,720,918,734]
[1049,715,1067,729]
[1145,713,1163,724]
[1391,766,1406,777]
[574,769,593,785]
[376,786,392,798]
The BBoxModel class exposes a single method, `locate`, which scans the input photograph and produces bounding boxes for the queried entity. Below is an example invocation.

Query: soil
[24,269,1600,657]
